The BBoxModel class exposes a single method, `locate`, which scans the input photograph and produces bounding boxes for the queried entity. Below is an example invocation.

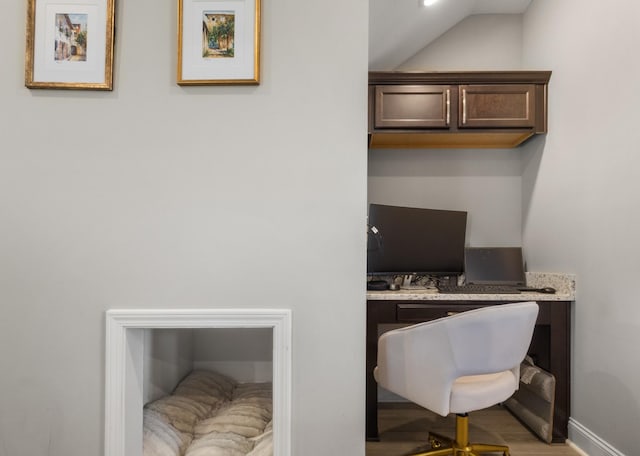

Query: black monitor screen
[367,204,467,276]
[464,247,526,285]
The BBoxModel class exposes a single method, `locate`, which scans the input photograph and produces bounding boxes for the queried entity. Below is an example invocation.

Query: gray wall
[143,328,273,405]
[397,14,523,71]
[192,328,273,383]
[143,329,194,404]
[0,0,367,455]
[368,149,524,247]
[521,2,640,454]
[368,14,527,248]
[4,2,638,455]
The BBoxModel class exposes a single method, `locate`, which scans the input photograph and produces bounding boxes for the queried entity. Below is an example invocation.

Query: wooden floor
[366,403,582,456]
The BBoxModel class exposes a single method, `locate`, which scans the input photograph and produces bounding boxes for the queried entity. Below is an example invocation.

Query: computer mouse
[539,287,556,294]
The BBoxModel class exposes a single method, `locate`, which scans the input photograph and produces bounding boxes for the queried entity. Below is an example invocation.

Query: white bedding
[143,370,273,456]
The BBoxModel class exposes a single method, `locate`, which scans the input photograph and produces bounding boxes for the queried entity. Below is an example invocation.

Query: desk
[366,283,573,443]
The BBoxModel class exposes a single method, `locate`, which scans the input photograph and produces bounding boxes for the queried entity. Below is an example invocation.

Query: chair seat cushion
[450,370,518,414]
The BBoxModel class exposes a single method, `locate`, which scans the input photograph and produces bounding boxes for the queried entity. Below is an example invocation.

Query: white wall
[0,0,368,455]
[521,1,640,454]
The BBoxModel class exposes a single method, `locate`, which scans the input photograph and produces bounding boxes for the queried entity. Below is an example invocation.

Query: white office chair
[374,301,539,456]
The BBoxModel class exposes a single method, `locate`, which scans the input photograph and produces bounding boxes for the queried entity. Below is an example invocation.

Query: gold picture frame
[177,0,261,85]
[25,0,116,90]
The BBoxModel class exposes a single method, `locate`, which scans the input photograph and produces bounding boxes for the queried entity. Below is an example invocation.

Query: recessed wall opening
[105,309,291,456]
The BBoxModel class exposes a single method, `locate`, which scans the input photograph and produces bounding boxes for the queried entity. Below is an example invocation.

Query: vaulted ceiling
[369,0,532,69]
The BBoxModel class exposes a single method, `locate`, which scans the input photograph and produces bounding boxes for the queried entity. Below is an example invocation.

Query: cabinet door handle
[462,89,467,125]
[446,89,451,126]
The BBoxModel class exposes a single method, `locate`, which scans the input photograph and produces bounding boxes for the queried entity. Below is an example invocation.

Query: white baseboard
[568,418,625,456]
[567,439,590,456]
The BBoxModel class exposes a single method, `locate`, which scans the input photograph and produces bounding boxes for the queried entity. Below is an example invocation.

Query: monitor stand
[399,274,434,291]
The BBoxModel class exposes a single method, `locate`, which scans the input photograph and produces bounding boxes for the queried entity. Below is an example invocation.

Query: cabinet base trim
[369,131,534,149]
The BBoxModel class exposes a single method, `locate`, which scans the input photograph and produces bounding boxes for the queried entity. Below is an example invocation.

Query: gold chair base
[405,414,510,456]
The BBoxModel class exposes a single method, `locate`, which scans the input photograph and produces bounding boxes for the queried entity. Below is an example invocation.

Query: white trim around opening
[105,308,292,456]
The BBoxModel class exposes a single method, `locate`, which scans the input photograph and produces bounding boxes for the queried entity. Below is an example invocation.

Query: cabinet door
[374,85,451,129]
[459,84,535,128]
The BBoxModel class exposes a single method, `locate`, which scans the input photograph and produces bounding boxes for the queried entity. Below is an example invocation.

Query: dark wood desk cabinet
[366,299,571,443]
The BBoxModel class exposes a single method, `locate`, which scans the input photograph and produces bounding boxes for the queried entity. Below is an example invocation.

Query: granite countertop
[366,272,576,301]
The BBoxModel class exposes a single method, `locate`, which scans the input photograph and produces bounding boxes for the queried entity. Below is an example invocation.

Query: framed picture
[25,0,116,90]
[178,0,261,85]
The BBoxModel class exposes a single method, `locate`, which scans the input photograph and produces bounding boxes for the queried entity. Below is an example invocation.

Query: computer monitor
[367,204,467,277]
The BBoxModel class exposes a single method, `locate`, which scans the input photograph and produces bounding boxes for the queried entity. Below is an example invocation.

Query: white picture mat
[181,0,255,81]
[33,0,107,83]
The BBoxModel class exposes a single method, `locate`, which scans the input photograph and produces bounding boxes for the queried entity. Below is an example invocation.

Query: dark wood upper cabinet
[374,85,452,129]
[459,84,535,128]
[368,71,551,149]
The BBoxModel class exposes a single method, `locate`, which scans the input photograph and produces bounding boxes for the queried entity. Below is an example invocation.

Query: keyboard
[437,284,522,294]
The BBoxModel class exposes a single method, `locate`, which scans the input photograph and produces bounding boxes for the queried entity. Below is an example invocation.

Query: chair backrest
[375,301,539,416]
[443,302,539,376]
